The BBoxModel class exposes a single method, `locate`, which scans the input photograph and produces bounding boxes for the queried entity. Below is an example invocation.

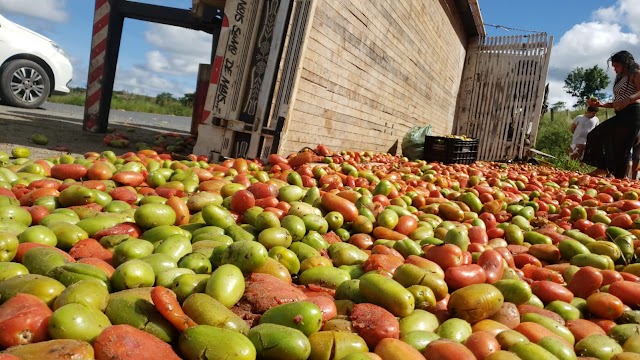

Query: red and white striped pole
[83,0,110,132]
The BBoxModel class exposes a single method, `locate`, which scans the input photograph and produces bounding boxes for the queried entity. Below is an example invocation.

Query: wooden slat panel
[455,33,552,161]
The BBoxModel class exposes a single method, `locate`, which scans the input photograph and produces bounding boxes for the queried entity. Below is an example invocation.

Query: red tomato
[166,196,190,226]
[394,215,418,236]
[590,318,618,334]
[444,264,486,289]
[255,196,279,209]
[304,296,337,323]
[247,182,277,199]
[610,213,633,229]
[566,319,607,342]
[587,292,624,320]
[27,179,60,190]
[230,190,255,214]
[513,254,543,269]
[567,266,603,299]
[349,233,374,250]
[477,249,504,284]
[108,187,139,204]
[486,227,504,239]
[263,207,285,220]
[531,280,574,304]
[521,264,564,283]
[469,226,488,244]
[0,293,52,348]
[479,212,497,229]
[50,163,88,180]
[321,192,358,222]
[425,244,463,271]
[372,195,391,206]
[232,174,251,188]
[572,219,593,233]
[494,247,515,269]
[596,192,614,203]
[600,270,624,286]
[467,243,486,253]
[514,322,569,345]
[26,205,49,225]
[585,223,607,239]
[479,192,494,203]
[464,331,501,360]
[609,281,640,308]
[423,339,477,360]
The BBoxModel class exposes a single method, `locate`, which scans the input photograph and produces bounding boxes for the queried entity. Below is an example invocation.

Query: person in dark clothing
[583,51,640,178]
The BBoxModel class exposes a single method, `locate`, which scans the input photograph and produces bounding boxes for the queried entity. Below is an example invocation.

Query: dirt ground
[0,104,191,160]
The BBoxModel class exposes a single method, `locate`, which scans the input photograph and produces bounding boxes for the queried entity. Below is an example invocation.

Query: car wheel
[0,59,51,109]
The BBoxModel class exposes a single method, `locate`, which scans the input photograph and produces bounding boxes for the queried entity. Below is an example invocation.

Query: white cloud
[114,66,175,96]
[617,0,640,33]
[0,0,68,22]
[112,24,213,96]
[547,79,575,107]
[143,24,212,75]
[547,1,640,106]
[146,50,202,76]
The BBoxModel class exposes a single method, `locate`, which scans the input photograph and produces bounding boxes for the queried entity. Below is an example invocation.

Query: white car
[0,14,73,108]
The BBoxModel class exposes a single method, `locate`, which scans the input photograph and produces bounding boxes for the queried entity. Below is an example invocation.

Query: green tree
[551,101,566,111]
[180,93,195,107]
[563,65,609,107]
[155,92,175,106]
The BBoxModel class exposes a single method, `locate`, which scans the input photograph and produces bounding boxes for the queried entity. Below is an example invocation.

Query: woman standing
[583,50,640,178]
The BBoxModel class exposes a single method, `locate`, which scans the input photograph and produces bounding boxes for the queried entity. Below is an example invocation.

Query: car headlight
[51,42,67,57]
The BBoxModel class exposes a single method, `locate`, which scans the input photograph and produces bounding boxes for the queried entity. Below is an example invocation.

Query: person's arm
[627,70,640,103]
[605,71,640,110]
[570,122,577,133]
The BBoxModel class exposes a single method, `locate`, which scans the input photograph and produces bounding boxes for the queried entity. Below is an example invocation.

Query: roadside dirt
[0,104,191,160]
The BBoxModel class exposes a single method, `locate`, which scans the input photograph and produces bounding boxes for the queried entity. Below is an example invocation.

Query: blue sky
[0,0,212,97]
[0,0,638,106]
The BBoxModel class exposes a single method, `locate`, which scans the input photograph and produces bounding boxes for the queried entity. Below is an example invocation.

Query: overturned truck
[192,0,552,162]
[84,0,552,162]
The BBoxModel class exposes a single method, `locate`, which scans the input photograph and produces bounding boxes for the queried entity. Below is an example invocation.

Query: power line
[484,23,543,34]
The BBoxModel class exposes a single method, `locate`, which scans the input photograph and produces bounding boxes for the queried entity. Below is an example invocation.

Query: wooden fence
[455,33,553,161]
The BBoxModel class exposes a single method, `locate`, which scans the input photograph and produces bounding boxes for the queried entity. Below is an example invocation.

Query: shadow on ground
[0,107,192,160]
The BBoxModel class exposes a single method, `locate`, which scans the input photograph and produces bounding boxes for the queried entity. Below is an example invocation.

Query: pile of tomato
[2,144,640,360]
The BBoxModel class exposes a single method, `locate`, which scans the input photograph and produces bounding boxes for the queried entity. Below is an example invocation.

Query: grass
[534,108,604,173]
[48,88,193,117]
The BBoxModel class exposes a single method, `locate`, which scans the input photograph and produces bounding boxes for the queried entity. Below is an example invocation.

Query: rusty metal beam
[117,1,222,34]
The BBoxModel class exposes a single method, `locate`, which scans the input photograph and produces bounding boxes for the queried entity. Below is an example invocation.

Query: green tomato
[18,225,57,246]
[0,232,19,261]
[48,303,111,343]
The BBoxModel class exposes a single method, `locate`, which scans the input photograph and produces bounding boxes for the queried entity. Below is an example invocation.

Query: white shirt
[572,115,599,145]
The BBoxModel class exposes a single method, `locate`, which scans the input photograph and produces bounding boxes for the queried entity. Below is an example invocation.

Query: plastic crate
[423,135,479,164]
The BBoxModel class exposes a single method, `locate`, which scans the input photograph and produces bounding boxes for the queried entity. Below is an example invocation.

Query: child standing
[568,106,600,160]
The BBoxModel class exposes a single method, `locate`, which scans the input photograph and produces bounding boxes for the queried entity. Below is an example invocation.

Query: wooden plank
[476,36,503,160]
[490,36,519,160]
[529,35,553,149]
[504,38,528,159]
[512,35,540,159]
[487,35,514,160]
[516,35,542,158]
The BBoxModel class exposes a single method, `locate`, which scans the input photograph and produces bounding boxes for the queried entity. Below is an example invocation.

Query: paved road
[43,102,193,133]
[0,102,194,159]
